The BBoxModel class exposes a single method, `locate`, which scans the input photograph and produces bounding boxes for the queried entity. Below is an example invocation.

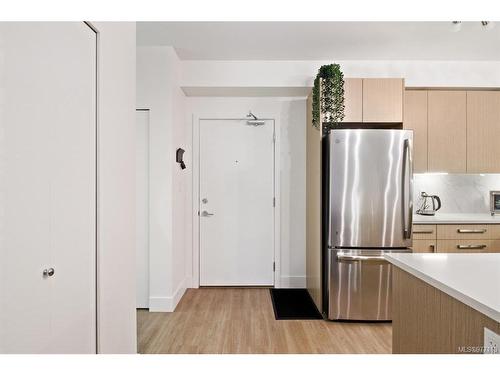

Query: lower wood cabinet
[436,224,489,240]
[411,223,500,253]
[412,239,436,253]
[412,224,436,239]
[437,239,492,253]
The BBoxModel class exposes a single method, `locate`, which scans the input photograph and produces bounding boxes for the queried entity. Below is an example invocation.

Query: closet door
[0,23,96,353]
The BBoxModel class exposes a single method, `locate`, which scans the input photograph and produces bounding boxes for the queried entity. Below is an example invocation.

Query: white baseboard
[279,275,306,288]
[148,296,171,312]
[171,278,187,309]
[148,278,188,312]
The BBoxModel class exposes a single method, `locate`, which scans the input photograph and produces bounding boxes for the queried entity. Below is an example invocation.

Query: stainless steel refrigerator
[324,129,413,321]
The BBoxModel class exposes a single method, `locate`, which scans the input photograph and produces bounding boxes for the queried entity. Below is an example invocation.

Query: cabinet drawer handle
[456,244,487,250]
[457,229,486,234]
[414,230,434,234]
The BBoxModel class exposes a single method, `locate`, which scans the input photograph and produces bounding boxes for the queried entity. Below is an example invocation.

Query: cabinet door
[412,224,436,240]
[362,78,404,122]
[341,78,363,122]
[0,23,96,353]
[466,91,500,173]
[437,224,489,240]
[404,91,428,173]
[411,240,436,253]
[437,240,491,253]
[428,91,467,173]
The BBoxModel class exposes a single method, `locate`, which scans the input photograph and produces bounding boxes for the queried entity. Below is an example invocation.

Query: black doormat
[269,288,323,320]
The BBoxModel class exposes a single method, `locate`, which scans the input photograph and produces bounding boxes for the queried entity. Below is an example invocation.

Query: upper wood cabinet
[466,91,500,173]
[362,78,404,122]
[341,78,363,122]
[404,91,428,173]
[427,91,467,173]
[339,78,404,123]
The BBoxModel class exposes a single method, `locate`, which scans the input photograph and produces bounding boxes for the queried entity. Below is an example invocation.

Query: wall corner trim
[280,275,307,288]
[149,278,188,312]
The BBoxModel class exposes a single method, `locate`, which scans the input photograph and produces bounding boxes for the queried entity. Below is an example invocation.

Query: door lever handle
[201,211,214,217]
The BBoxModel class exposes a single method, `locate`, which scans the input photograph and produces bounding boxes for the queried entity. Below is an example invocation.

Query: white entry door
[199,119,275,286]
[136,110,150,308]
[0,23,96,353]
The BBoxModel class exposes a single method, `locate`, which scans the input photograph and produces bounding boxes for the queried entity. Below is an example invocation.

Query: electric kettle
[416,192,442,216]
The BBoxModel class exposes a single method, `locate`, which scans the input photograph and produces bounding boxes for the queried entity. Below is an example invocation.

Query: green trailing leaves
[312,64,345,130]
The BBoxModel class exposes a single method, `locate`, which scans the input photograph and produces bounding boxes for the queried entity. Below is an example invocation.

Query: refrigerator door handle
[402,138,413,239]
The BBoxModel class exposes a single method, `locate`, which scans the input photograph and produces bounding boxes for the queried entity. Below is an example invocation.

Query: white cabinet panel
[0,22,96,353]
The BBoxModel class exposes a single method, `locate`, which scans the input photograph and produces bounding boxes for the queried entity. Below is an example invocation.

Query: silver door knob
[201,211,214,217]
[43,268,55,277]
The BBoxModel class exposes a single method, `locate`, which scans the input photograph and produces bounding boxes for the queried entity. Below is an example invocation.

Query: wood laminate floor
[137,288,392,354]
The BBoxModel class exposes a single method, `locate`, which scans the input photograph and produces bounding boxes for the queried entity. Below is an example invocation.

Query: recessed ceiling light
[482,21,495,30]
[451,21,462,32]
[451,21,494,32]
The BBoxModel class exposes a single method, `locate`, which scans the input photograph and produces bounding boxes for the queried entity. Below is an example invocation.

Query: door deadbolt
[202,198,208,204]
[43,268,55,277]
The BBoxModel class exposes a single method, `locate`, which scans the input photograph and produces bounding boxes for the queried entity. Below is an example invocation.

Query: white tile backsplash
[413,174,500,214]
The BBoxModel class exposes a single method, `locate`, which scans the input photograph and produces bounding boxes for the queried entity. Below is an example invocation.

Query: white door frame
[83,21,99,353]
[191,115,281,288]
[135,109,150,308]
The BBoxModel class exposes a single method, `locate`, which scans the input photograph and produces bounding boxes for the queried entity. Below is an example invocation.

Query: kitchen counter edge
[413,214,500,224]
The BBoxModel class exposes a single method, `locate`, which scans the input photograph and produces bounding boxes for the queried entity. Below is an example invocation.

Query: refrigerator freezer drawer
[327,248,411,321]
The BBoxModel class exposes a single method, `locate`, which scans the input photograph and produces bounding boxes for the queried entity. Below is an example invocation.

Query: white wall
[93,22,137,354]
[179,59,500,289]
[181,60,500,88]
[186,97,307,287]
[138,54,500,301]
[137,46,188,311]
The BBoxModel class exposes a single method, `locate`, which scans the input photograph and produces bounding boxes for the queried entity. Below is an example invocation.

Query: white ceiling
[137,22,500,61]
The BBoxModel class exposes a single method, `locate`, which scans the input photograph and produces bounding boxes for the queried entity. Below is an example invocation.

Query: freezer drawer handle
[456,244,487,249]
[457,229,486,234]
[337,254,387,262]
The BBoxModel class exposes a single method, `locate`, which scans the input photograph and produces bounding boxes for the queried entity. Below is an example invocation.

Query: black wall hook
[176,148,186,170]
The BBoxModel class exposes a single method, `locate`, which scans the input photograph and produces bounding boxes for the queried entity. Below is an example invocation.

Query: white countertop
[385,253,500,323]
[413,213,500,224]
